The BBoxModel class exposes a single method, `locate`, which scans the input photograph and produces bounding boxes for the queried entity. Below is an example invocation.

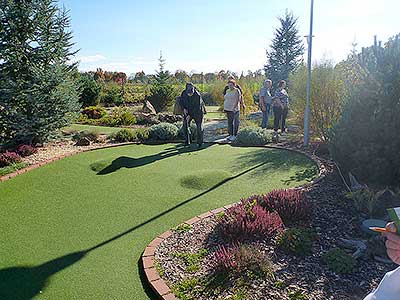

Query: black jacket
[180,89,205,117]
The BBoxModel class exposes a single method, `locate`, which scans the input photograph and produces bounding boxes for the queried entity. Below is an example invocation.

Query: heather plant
[277,227,317,256]
[211,243,274,279]
[218,199,284,242]
[16,145,37,157]
[0,152,22,167]
[251,189,310,226]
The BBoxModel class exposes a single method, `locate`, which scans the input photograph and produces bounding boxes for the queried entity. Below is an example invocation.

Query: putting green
[0,144,317,300]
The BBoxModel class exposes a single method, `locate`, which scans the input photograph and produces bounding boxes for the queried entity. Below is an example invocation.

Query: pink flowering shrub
[0,151,22,167]
[16,144,37,157]
[218,199,284,242]
[211,243,273,277]
[247,189,310,226]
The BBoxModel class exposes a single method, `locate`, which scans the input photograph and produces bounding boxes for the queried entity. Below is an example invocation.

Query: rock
[287,125,301,133]
[349,172,367,191]
[246,111,263,121]
[142,100,156,115]
[375,188,400,210]
[75,137,90,146]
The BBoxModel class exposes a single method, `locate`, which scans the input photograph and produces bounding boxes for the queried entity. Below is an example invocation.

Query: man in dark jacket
[180,82,205,147]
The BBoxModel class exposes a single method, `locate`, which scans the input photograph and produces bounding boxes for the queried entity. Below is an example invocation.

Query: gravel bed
[155,172,396,300]
[21,139,110,165]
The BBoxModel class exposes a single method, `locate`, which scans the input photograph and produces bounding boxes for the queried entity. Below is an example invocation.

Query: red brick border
[142,144,329,299]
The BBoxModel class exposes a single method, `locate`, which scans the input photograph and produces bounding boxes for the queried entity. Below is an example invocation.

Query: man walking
[180,82,205,148]
[259,79,273,129]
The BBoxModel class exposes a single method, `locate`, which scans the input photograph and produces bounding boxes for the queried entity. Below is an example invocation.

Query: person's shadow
[97,144,210,175]
[0,251,87,300]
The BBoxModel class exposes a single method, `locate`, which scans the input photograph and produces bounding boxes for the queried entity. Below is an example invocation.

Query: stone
[75,137,90,146]
[375,188,400,210]
[287,125,301,133]
[142,100,156,115]
[246,111,263,121]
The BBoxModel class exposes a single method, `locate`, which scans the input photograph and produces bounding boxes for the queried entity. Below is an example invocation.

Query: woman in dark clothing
[273,80,289,135]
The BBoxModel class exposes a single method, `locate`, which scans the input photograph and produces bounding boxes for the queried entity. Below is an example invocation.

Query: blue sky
[60,0,399,75]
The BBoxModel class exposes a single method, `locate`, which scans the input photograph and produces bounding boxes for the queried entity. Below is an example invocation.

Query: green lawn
[0,144,317,300]
[63,124,123,135]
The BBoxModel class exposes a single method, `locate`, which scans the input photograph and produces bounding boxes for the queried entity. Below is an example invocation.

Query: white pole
[304,0,314,146]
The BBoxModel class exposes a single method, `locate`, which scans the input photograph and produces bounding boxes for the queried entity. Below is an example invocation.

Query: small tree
[0,0,80,145]
[78,72,101,107]
[264,11,305,86]
[290,61,347,141]
[146,52,176,112]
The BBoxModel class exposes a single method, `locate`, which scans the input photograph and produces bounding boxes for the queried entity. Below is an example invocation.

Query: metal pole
[304,0,314,146]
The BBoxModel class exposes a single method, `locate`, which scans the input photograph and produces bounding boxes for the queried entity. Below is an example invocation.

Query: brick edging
[142,144,328,300]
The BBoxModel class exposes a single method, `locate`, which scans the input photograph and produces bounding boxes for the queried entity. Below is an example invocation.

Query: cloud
[75,54,106,63]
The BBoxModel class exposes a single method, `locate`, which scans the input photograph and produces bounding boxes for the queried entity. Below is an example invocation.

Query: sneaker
[230,136,237,142]
[227,135,233,141]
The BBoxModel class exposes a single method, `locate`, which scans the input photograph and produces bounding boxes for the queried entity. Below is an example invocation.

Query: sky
[59,0,399,76]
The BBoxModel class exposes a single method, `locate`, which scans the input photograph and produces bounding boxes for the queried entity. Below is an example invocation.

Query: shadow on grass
[232,147,318,184]
[97,143,211,175]
[0,145,278,300]
[0,251,87,300]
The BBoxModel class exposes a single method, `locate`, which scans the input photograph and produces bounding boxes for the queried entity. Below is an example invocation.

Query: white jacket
[364,267,400,300]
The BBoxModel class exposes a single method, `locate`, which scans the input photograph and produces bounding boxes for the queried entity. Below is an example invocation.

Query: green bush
[0,162,28,176]
[330,34,400,186]
[78,73,101,107]
[235,127,271,145]
[73,130,99,142]
[81,106,107,119]
[100,83,123,106]
[322,248,356,274]
[135,128,149,142]
[346,189,376,215]
[148,123,179,140]
[277,227,316,256]
[98,107,136,127]
[176,122,197,141]
[110,129,136,142]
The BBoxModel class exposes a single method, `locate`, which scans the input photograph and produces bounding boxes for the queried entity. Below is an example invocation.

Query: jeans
[273,106,288,132]
[261,104,271,129]
[183,114,204,145]
[226,111,240,136]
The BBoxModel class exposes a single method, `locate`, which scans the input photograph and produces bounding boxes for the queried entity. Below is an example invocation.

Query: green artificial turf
[0,144,317,300]
[64,124,123,135]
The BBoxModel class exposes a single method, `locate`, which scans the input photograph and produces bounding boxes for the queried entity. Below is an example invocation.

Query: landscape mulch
[155,156,396,300]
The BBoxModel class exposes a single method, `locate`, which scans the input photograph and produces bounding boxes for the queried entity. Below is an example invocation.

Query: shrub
[100,83,123,106]
[110,129,136,142]
[346,189,376,215]
[177,121,197,141]
[81,106,107,119]
[251,189,310,226]
[78,73,101,107]
[289,61,347,141]
[330,34,400,186]
[148,123,179,141]
[322,248,356,274]
[0,162,28,176]
[16,145,37,157]
[0,151,22,167]
[235,127,271,145]
[218,199,284,242]
[73,130,99,143]
[277,227,317,256]
[211,243,274,279]
[135,128,149,142]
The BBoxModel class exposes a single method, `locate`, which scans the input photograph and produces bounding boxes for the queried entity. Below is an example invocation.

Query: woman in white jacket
[364,222,400,300]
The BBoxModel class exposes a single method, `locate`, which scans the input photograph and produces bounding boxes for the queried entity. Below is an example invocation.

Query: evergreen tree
[0,0,80,145]
[147,52,176,112]
[264,11,305,86]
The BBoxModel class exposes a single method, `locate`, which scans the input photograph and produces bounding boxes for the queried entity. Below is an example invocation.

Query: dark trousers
[226,111,240,136]
[273,106,288,132]
[183,114,204,145]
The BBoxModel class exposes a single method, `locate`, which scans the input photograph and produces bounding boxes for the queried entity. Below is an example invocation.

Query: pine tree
[147,52,176,112]
[264,11,305,86]
[0,0,80,146]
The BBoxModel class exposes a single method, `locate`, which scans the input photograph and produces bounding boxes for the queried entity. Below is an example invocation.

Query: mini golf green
[0,143,318,300]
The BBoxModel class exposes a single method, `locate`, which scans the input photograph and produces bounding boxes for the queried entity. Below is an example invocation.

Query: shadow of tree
[97,143,211,175]
[0,251,87,300]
